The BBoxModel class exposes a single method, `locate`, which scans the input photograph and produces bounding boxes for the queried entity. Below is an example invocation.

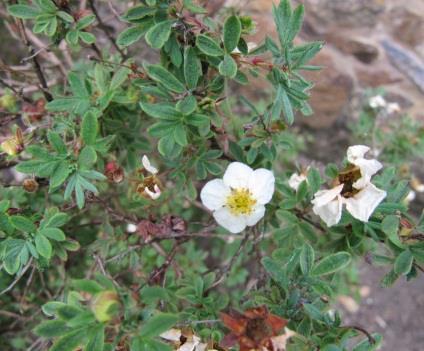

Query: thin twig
[0,258,33,297]
[15,19,53,101]
[88,0,127,59]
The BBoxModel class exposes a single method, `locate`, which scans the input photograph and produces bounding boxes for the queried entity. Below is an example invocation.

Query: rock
[356,66,403,87]
[300,49,354,128]
[303,0,385,33]
[326,34,380,63]
[386,6,424,48]
[382,40,424,93]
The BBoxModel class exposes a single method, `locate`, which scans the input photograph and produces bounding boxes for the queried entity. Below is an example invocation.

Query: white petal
[200,179,229,211]
[312,195,343,227]
[223,162,253,189]
[346,145,370,164]
[142,155,158,174]
[353,158,383,189]
[311,184,344,207]
[345,183,386,222]
[248,168,275,204]
[213,207,247,233]
[144,185,161,200]
[245,205,266,226]
[160,328,181,341]
[288,173,307,191]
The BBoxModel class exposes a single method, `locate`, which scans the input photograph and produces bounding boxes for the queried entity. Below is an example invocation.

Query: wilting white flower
[386,102,400,114]
[144,184,161,200]
[200,162,275,233]
[369,95,386,109]
[142,155,158,175]
[160,329,210,351]
[312,145,386,227]
[288,172,307,191]
[138,155,161,200]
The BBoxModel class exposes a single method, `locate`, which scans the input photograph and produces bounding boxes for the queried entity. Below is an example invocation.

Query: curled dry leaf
[220,306,288,351]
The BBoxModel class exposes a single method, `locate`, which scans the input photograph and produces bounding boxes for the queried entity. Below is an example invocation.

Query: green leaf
[145,20,173,49]
[50,328,87,351]
[281,88,294,125]
[145,65,186,93]
[10,216,36,233]
[8,5,39,19]
[47,131,67,155]
[140,313,179,338]
[300,243,315,275]
[140,102,180,119]
[176,95,197,115]
[35,234,52,259]
[34,320,69,337]
[75,181,85,209]
[184,46,201,90]
[76,14,95,30]
[44,212,69,228]
[50,161,71,189]
[273,1,291,48]
[39,228,66,241]
[78,146,97,167]
[311,252,351,276]
[79,31,96,45]
[183,0,207,14]
[352,333,382,351]
[124,5,156,21]
[110,67,130,90]
[173,125,188,146]
[57,11,74,23]
[219,54,237,78]
[72,279,104,294]
[394,250,413,275]
[196,34,224,56]
[286,4,304,43]
[86,325,105,351]
[303,303,323,321]
[223,15,241,52]
[117,26,145,47]
[81,111,98,145]
[261,257,288,287]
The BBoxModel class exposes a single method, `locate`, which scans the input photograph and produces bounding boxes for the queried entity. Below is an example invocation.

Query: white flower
[200,162,275,233]
[369,95,386,109]
[288,172,307,191]
[142,155,158,175]
[126,223,137,233]
[144,184,161,200]
[312,145,386,227]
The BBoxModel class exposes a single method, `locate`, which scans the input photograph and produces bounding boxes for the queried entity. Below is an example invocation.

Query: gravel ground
[340,265,424,351]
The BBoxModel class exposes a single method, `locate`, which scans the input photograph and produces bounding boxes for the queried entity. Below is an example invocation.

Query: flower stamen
[226,188,257,215]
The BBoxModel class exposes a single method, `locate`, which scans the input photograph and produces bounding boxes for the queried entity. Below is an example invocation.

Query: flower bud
[0,94,16,111]
[23,179,39,193]
[105,162,125,183]
[92,290,120,323]
[1,128,24,156]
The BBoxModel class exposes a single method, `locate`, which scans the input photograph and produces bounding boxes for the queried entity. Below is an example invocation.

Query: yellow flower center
[226,188,256,215]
